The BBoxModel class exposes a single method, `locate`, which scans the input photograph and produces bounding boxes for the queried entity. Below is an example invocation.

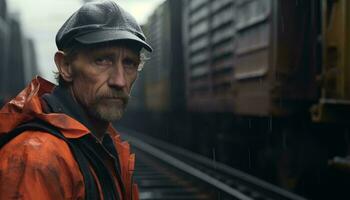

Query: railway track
[133,148,216,199]
[119,127,308,200]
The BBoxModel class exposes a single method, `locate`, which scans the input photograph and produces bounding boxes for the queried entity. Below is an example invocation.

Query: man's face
[69,44,140,122]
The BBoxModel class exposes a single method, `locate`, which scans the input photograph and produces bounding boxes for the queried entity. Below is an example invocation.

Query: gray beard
[88,99,127,122]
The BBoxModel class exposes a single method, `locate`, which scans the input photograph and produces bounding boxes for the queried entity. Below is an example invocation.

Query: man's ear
[54,51,73,82]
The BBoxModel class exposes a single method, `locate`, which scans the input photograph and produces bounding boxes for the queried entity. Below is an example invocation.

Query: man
[0,1,152,199]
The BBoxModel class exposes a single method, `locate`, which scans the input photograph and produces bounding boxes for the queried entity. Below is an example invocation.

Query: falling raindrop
[345,128,349,148]
[248,148,251,169]
[212,148,217,170]
[279,97,282,108]
[259,78,263,87]
[282,131,287,149]
[317,169,321,184]
[268,116,272,132]
[166,124,169,139]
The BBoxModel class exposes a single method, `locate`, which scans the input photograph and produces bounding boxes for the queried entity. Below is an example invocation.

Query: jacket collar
[42,85,96,135]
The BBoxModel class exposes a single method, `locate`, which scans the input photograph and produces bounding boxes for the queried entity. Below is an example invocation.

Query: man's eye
[95,57,113,66]
[123,59,138,70]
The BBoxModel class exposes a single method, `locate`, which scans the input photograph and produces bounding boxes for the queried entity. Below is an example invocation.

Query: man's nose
[108,64,127,89]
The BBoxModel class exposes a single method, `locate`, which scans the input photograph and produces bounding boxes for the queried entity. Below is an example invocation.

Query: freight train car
[141,0,185,113]
[121,0,350,199]
[0,0,10,105]
[183,0,320,115]
[5,16,26,96]
[121,0,186,141]
[0,0,38,106]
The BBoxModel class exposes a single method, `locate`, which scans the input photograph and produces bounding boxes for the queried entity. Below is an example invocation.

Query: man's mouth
[101,97,126,105]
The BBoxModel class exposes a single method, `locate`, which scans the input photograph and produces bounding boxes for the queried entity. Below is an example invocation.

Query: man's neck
[86,114,109,142]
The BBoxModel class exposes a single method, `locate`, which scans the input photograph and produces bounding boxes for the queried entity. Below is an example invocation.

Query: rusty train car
[0,0,38,106]
[185,0,320,114]
[121,0,350,199]
[184,0,350,121]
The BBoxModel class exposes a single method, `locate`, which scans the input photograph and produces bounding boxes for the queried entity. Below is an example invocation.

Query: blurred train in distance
[0,0,38,107]
[120,0,350,199]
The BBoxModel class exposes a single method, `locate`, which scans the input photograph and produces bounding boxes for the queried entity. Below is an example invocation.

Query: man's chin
[91,103,126,122]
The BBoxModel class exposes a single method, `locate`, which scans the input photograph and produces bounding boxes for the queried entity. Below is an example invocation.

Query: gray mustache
[99,91,130,101]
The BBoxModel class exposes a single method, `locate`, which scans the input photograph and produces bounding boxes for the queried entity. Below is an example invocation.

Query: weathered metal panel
[184,0,236,112]
[234,0,271,81]
[234,0,272,116]
[234,0,321,116]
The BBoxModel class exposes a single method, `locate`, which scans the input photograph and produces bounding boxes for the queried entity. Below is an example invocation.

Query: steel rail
[124,133,253,200]
[120,127,308,200]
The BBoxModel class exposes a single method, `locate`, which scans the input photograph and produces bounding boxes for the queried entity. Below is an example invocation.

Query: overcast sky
[7,0,164,82]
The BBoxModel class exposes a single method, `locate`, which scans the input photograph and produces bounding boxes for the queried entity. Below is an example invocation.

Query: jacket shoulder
[0,130,72,164]
[0,130,85,199]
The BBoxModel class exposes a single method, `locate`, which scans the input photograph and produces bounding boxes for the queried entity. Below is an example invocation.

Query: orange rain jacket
[0,77,139,200]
